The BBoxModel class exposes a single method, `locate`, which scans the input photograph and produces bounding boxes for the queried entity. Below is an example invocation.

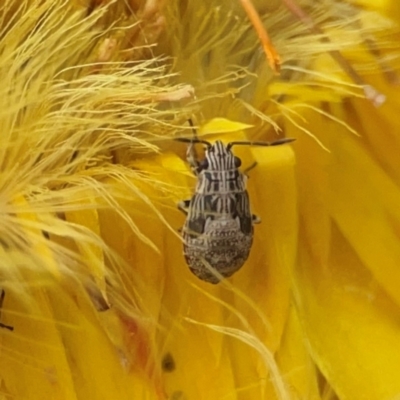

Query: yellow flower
[0,1,399,399]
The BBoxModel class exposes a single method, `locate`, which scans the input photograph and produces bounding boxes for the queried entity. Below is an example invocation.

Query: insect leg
[178,200,191,215]
[252,214,261,224]
[243,161,257,175]
[0,289,13,331]
[185,119,201,174]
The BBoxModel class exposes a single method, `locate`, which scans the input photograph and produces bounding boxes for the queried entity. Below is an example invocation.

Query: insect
[177,130,295,284]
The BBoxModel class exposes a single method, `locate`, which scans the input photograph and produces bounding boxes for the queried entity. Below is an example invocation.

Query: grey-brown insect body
[178,136,294,284]
[178,140,255,283]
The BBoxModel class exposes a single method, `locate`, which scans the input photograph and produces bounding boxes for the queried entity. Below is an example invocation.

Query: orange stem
[239,0,281,74]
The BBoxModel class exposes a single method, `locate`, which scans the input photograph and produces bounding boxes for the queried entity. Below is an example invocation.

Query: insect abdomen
[182,193,253,284]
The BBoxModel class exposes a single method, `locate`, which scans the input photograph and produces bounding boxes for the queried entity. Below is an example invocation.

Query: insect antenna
[227,137,295,150]
[175,119,212,148]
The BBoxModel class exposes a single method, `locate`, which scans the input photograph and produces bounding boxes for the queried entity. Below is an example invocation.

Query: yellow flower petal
[199,118,253,135]
[287,63,400,400]
[2,0,400,399]
[276,306,320,400]
[64,194,107,303]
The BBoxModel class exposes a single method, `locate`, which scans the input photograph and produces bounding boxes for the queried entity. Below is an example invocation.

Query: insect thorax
[195,169,247,195]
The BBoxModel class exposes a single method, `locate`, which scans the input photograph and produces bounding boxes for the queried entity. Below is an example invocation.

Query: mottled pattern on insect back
[178,137,294,284]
